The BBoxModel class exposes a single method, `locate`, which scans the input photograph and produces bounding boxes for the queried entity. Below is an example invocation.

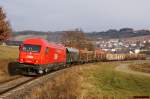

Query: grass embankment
[25,61,150,99]
[0,45,19,82]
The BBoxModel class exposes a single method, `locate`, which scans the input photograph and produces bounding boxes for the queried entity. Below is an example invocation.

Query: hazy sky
[0,0,150,32]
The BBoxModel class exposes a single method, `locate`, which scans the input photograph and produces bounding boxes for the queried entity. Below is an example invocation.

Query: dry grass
[0,59,19,83]
[0,45,19,82]
[0,45,18,60]
[0,60,11,80]
[25,66,84,99]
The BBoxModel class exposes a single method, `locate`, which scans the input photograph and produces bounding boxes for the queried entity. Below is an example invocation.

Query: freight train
[17,38,146,75]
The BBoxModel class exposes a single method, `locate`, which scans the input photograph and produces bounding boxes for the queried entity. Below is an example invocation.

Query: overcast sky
[0,0,150,32]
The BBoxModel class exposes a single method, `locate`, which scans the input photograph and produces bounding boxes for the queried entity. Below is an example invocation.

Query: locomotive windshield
[22,44,41,53]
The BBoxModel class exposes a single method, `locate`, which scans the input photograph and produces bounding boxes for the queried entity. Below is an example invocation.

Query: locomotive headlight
[35,60,38,63]
[38,70,43,74]
[19,58,23,63]
[20,59,23,62]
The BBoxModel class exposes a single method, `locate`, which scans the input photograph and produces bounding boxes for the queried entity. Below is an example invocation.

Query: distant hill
[11,28,150,42]
[87,28,150,39]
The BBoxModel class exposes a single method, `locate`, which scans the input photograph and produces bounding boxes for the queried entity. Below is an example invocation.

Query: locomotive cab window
[22,44,41,53]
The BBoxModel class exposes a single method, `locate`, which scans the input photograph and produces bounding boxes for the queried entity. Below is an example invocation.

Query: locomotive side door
[45,47,50,64]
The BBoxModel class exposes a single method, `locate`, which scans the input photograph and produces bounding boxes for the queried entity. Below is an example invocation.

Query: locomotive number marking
[54,54,58,60]
[27,55,33,59]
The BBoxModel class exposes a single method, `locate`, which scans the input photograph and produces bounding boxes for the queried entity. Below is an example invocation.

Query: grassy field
[0,45,19,82]
[25,61,150,99]
[81,62,150,98]
[0,45,18,60]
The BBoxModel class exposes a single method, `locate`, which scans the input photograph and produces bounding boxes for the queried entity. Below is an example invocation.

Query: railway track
[0,76,34,96]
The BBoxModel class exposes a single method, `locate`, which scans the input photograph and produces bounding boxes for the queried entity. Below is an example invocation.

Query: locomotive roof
[23,38,65,49]
[23,38,49,45]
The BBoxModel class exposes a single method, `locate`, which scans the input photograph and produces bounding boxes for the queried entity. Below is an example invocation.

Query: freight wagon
[125,54,146,60]
[94,50,106,61]
[66,47,79,65]
[79,50,94,63]
[106,54,126,61]
[106,53,146,61]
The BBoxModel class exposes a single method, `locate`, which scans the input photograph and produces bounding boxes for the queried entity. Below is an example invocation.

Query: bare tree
[61,29,94,50]
[0,7,12,42]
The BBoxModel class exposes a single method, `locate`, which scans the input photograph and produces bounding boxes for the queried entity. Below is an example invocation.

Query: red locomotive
[18,38,67,75]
